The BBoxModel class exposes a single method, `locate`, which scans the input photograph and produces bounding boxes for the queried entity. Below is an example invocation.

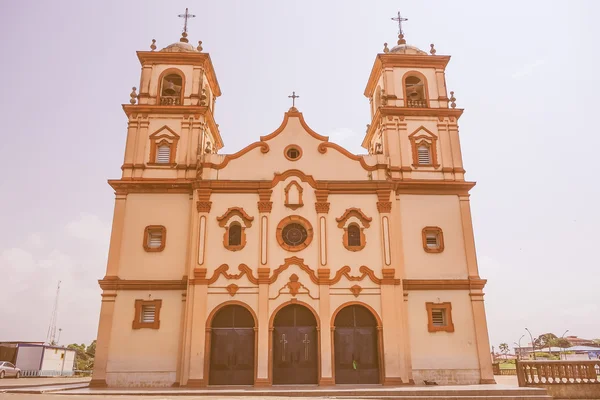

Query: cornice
[403,278,486,291]
[136,51,221,96]
[364,53,451,97]
[99,276,187,291]
[122,105,223,149]
[362,107,464,148]
[107,178,474,195]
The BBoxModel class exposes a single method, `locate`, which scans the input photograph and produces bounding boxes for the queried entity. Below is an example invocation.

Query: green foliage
[499,343,509,354]
[67,340,95,371]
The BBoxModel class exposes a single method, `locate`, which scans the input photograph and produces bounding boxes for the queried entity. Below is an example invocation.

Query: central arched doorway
[272,303,318,384]
[333,304,380,384]
[209,304,255,385]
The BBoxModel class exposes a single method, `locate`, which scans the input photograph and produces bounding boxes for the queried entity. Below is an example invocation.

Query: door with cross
[272,304,318,384]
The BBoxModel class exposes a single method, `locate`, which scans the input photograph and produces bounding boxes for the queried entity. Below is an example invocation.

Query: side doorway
[209,305,255,385]
[333,304,380,384]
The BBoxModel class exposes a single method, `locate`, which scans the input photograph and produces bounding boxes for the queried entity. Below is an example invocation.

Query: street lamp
[560,329,569,360]
[514,334,525,360]
[525,328,536,360]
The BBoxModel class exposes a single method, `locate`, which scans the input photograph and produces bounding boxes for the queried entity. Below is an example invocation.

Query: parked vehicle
[0,361,21,378]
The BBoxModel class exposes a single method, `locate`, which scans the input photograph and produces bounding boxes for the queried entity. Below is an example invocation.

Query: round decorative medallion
[276,215,313,252]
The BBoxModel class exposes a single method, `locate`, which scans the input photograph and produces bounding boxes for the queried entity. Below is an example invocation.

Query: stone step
[49,385,552,398]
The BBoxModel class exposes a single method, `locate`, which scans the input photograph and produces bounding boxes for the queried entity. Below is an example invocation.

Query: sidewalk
[0,377,90,389]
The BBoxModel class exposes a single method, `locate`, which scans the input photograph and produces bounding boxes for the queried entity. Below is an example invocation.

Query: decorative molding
[422,226,444,253]
[403,278,486,291]
[142,225,166,252]
[269,256,319,285]
[148,125,180,165]
[217,207,254,227]
[377,202,392,213]
[275,215,314,252]
[329,265,399,286]
[257,201,273,213]
[350,285,363,297]
[99,277,186,291]
[132,299,162,330]
[315,202,330,213]
[259,109,329,142]
[287,274,302,296]
[336,208,372,228]
[284,180,304,210]
[409,126,440,169]
[272,169,317,188]
[426,302,455,333]
[191,264,259,285]
[226,284,239,296]
[196,188,212,213]
[201,142,270,170]
[258,189,273,213]
[317,142,379,171]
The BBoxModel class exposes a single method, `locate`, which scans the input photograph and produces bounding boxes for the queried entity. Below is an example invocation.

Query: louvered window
[141,305,156,323]
[426,233,438,249]
[156,144,171,163]
[431,309,446,326]
[417,144,431,164]
[148,231,162,248]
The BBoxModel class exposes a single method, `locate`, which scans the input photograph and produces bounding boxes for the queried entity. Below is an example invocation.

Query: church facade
[91,26,495,388]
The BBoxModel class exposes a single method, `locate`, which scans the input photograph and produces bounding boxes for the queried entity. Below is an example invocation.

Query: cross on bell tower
[391,11,408,44]
[178,8,196,43]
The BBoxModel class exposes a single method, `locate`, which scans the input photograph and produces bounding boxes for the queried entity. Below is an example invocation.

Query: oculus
[276,215,314,252]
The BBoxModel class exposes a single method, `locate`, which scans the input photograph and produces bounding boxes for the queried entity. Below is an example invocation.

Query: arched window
[347,224,361,247]
[228,223,242,246]
[405,76,427,108]
[417,143,432,165]
[160,73,183,105]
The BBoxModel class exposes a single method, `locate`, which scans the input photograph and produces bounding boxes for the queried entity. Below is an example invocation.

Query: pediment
[408,126,437,140]
[149,125,180,140]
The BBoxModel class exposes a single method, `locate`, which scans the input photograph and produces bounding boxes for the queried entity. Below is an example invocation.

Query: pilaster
[105,194,127,277]
[470,291,496,384]
[255,189,272,386]
[89,292,117,388]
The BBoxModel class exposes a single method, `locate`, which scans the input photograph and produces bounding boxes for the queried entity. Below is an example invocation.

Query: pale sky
[1,0,598,351]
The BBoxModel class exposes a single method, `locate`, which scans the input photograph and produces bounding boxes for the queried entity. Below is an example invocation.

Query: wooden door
[209,305,255,385]
[272,304,318,384]
[334,305,379,384]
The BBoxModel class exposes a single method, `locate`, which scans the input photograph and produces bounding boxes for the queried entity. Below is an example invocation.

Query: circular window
[276,216,313,252]
[282,223,308,246]
[284,145,302,161]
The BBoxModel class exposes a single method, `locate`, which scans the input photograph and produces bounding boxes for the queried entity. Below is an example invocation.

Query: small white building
[0,342,76,377]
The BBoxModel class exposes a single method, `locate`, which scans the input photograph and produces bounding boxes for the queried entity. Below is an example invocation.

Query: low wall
[516,360,600,399]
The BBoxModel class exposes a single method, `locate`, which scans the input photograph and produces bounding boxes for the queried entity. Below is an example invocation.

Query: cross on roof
[288,91,300,108]
[178,8,196,34]
[391,11,408,36]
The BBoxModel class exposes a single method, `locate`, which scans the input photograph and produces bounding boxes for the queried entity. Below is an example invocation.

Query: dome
[389,44,427,55]
[160,41,199,53]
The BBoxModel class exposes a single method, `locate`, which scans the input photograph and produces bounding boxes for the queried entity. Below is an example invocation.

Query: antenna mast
[46,281,61,345]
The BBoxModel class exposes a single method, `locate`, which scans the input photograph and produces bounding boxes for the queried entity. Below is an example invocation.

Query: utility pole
[46,281,61,345]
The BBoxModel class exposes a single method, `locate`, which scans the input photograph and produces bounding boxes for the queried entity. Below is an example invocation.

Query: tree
[67,340,95,371]
[534,333,557,349]
[499,343,509,355]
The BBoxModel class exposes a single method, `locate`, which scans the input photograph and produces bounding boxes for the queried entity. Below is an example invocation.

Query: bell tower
[122,13,223,181]
[362,15,464,181]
